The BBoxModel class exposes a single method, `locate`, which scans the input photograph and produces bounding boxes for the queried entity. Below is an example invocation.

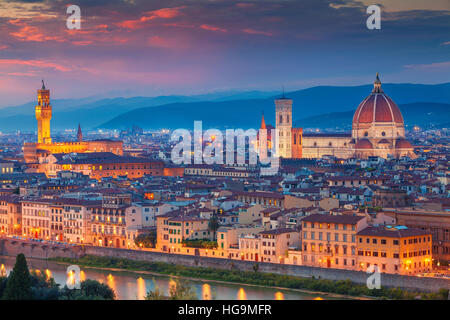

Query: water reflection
[45,269,52,280]
[237,288,247,300]
[0,256,335,300]
[67,270,76,287]
[137,277,146,300]
[202,284,211,300]
[275,292,284,300]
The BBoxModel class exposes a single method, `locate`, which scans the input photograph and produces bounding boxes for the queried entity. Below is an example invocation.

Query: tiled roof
[357,225,430,238]
[302,213,365,224]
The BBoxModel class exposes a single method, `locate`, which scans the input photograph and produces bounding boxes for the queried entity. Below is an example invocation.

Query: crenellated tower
[35,80,52,144]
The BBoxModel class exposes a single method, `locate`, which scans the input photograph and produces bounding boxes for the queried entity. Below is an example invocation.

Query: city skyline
[0,0,449,107]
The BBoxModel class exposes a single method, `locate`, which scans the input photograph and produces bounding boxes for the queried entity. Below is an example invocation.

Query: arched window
[364,132,368,137]
[329,142,332,147]
[279,115,283,124]
[381,132,386,136]
[313,142,317,147]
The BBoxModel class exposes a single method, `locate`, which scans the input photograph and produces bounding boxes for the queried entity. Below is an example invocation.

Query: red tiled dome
[395,138,412,149]
[355,139,373,149]
[353,74,404,126]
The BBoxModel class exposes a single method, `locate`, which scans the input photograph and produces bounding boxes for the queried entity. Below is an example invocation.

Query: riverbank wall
[1,238,448,292]
[0,238,82,260]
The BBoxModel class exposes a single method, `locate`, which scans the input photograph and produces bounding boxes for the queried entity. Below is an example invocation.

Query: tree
[0,276,6,299]
[59,279,116,300]
[134,231,157,248]
[145,280,165,300]
[30,270,60,300]
[169,279,198,300]
[2,254,33,300]
[208,214,220,240]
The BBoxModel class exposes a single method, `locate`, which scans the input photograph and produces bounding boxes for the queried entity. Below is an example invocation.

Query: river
[0,255,348,300]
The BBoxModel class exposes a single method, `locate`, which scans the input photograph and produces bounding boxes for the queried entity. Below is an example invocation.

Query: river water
[0,255,344,300]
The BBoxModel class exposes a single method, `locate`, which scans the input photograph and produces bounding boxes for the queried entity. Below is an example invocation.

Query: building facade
[23,81,123,164]
[258,74,415,160]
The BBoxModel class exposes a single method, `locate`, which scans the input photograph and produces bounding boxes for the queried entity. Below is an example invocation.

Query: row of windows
[358,236,431,245]
[304,222,356,231]
[304,231,356,242]
[304,243,356,255]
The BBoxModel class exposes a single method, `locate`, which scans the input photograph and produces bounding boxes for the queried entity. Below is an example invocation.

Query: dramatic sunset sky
[0,0,449,107]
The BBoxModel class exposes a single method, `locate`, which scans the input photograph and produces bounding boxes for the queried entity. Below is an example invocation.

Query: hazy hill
[99,83,450,130]
[0,91,277,131]
[1,83,449,131]
[294,103,450,130]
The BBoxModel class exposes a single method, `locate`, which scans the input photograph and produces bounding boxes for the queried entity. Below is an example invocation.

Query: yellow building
[356,225,432,275]
[23,81,123,164]
[301,214,367,270]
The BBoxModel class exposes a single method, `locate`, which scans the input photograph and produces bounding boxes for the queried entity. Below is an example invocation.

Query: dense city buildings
[0,78,447,280]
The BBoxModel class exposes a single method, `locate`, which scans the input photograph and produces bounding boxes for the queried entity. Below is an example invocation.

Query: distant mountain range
[0,90,278,131]
[98,83,450,130]
[1,83,449,132]
[294,103,450,130]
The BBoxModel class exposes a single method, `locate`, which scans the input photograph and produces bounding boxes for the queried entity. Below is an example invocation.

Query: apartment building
[301,214,368,270]
[259,228,301,264]
[356,225,432,275]
[0,195,21,235]
[88,193,131,248]
[21,199,52,239]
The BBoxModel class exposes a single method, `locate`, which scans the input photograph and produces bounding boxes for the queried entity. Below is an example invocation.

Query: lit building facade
[23,82,123,164]
[258,74,415,159]
[356,225,432,275]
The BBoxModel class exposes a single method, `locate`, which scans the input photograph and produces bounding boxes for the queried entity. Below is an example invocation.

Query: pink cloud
[9,19,65,43]
[200,24,227,33]
[117,6,185,30]
[0,59,71,72]
[236,3,255,8]
[242,28,273,36]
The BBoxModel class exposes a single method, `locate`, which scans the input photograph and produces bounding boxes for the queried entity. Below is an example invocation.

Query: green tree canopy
[2,253,33,300]
[134,231,157,248]
[208,214,220,240]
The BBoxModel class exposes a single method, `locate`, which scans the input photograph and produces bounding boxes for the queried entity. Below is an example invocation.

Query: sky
[0,0,449,107]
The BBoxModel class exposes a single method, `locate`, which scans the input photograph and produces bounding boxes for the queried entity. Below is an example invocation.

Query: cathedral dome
[395,138,412,149]
[355,139,373,149]
[352,73,404,126]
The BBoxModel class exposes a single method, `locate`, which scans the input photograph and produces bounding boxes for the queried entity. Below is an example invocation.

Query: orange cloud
[117,6,185,30]
[0,59,71,72]
[9,19,65,42]
[242,28,273,36]
[200,24,227,33]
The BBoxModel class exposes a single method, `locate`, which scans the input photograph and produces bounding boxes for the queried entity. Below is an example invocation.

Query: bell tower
[35,80,52,144]
[275,91,292,158]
